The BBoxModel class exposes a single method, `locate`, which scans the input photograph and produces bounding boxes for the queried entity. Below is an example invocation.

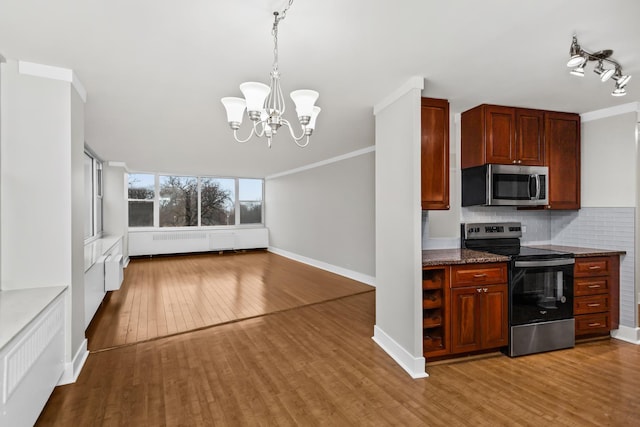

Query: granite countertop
[422,248,509,267]
[526,244,626,257]
[422,244,625,267]
[0,286,67,350]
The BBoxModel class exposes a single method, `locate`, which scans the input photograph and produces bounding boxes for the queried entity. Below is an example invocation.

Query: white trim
[265,146,375,180]
[17,60,87,103]
[58,339,89,385]
[267,246,375,287]
[373,76,425,116]
[372,325,428,379]
[611,326,640,344]
[107,161,128,170]
[580,102,640,123]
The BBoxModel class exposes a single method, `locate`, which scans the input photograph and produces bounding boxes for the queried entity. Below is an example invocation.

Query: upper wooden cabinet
[461,104,545,168]
[421,97,450,210]
[545,112,581,210]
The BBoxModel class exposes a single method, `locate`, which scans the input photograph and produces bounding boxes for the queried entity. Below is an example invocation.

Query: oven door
[510,258,574,326]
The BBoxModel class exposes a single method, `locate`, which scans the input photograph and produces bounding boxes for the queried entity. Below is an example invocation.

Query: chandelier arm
[232,127,258,143]
[281,119,308,142]
[294,136,311,148]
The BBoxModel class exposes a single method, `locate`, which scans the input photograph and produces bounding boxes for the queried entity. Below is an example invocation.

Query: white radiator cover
[128,228,269,256]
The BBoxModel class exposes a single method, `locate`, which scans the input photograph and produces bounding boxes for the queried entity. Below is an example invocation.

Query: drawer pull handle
[476,288,482,293]
[483,288,488,293]
[588,266,601,270]
[587,284,601,289]
[473,274,487,278]
[588,323,602,327]
[587,303,601,307]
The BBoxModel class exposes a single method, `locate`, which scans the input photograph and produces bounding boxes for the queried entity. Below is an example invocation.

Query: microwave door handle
[532,174,541,200]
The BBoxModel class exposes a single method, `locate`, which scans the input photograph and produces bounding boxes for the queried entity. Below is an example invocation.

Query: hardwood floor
[39,289,640,426]
[86,251,373,351]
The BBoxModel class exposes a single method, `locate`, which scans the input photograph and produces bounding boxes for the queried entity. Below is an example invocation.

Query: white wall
[581,111,637,207]
[265,149,375,284]
[372,78,426,378]
[0,59,86,376]
[103,163,128,260]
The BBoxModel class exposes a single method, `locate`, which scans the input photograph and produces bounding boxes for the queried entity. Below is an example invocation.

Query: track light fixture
[567,35,631,97]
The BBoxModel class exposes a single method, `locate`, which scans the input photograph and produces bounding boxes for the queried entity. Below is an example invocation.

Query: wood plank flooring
[86,251,373,350]
[39,290,640,426]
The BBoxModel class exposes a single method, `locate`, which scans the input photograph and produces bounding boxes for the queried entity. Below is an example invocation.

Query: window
[127,173,263,228]
[201,177,235,226]
[239,178,263,224]
[159,176,198,227]
[84,150,103,241]
[128,173,155,227]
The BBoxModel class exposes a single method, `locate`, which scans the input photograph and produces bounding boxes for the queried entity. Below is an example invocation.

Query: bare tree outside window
[159,176,198,227]
[201,178,235,226]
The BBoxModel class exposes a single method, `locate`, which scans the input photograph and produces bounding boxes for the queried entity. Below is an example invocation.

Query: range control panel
[463,222,522,239]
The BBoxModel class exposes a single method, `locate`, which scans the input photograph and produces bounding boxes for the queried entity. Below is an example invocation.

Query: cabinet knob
[483,288,489,293]
[518,160,522,164]
[512,160,517,164]
[477,288,482,293]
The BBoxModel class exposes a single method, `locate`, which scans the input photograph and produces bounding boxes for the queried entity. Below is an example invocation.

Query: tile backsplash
[423,206,636,328]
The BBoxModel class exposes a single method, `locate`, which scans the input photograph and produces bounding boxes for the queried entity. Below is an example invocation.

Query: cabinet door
[451,287,482,353]
[421,97,450,210]
[545,112,580,210]
[516,108,545,166]
[480,284,509,348]
[485,105,516,165]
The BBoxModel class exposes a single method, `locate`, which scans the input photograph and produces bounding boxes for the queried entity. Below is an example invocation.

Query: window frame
[84,148,104,243]
[127,172,265,230]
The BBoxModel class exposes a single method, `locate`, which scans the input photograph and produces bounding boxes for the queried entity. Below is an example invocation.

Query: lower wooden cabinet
[423,262,508,359]
[574,255,619,338]
[450,284,508,354]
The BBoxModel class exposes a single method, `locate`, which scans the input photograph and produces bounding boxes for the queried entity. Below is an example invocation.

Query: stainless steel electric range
[462,222,575,357]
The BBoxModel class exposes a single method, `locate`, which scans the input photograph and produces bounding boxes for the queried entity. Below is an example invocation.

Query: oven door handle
[514,258,575,268]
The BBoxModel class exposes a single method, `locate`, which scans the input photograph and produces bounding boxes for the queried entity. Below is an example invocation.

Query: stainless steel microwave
[462,164,549,207]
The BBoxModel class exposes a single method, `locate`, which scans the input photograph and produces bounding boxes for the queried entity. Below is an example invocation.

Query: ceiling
[1,0,639,177]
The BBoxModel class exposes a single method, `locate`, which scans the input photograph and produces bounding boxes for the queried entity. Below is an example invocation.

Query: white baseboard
[58,338,89,385]
[611,326,640,344]
[372,325,428,379]
[123,256,130,268]
[267,247,375,287]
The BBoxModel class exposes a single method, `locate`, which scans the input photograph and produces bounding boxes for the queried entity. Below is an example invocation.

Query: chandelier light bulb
[240,82,271,118]
[290,90,319,120]
[221,97,247,128]
[307,106,321,131]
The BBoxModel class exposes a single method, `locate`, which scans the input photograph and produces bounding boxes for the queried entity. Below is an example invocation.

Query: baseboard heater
[128,228,269,256]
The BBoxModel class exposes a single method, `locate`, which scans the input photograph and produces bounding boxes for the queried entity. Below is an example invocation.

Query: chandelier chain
[271,0,294,73]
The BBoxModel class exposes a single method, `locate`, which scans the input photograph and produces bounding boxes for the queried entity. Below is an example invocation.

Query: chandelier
[221,0,320,148]
[566,34,631,97]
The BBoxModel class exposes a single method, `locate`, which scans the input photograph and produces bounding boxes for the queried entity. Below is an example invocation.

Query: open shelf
[422,267,449,357]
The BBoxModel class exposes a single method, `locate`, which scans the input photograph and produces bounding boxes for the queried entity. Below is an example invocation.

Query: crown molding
[18,61,87,103]
[580,102,640,122]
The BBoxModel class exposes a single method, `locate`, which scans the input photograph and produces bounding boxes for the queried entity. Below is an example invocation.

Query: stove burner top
[461,222,573,261]
[483,245,573,261]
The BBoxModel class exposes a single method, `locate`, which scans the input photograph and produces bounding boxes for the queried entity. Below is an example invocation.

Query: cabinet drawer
[574,277,610,296]
[575,294,609,315]
[451,263,507,287]
[574,257,611,277]
[575,313,610,336]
